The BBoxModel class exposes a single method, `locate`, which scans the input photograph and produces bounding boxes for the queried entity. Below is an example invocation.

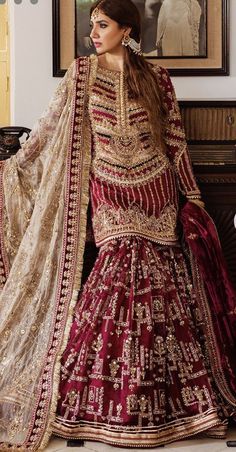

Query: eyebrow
[90,19,109,24]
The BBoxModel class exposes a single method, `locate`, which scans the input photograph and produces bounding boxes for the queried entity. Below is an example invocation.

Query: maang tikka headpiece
[91,0,106,21]
[91,6,100,21]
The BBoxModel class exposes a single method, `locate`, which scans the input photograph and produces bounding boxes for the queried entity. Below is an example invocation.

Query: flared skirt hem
[53,409,225,448]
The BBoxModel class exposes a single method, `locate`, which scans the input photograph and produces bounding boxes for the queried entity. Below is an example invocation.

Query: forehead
[90,10,113,23]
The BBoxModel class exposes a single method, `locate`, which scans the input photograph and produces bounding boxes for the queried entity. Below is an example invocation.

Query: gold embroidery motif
[109,360,120,378]
[89,65,158,169]
[92,152,170,184]
[92,204,178,246]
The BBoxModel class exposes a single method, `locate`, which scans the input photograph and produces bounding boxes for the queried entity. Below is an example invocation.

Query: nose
[90,25,99,40]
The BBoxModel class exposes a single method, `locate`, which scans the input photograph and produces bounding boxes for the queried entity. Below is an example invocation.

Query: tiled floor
[45,428,236,451]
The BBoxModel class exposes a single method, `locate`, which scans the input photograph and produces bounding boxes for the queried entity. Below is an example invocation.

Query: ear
[123,26,132,36]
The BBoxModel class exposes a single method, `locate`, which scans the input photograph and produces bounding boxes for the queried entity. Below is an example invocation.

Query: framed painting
[52,0,229,77]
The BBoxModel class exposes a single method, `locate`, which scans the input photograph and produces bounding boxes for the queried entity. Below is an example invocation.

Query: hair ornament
[91,6,101,21]
[122,35,142,55]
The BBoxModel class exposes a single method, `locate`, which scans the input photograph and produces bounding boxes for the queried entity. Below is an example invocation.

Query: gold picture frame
[52,0,229,77]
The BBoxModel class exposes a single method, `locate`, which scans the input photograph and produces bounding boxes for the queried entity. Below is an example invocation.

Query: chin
[96,48,106,55]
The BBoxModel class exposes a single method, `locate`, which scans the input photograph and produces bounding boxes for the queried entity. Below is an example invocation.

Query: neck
[98,47,125,72]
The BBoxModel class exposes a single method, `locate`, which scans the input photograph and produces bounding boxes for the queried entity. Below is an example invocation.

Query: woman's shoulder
[65,55,93,81]
[75,54,96,65]
[151,64,170,79]
[149,64,173,92]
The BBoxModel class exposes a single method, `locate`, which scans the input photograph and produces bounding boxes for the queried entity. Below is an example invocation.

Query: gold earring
[122,35,142,55]
[122,35,131,46]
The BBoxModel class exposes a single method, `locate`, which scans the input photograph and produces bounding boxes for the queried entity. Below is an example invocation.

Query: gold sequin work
[88,65,179,246]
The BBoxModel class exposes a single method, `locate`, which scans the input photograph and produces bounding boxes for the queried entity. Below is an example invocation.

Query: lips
[94,42,102,48]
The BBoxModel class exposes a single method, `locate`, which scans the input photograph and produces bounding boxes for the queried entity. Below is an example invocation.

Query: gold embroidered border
[21,57,92,451]
[0,162,9,289]
[92,155,170,187]
[93,204,178,247]
[53,408,221,447]
[40,58,91,450]
[190,251,236,408]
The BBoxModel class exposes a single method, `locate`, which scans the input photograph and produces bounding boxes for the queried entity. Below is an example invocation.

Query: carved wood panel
[205,208,236,286]
[196,167,236,289]
[180,101,236,291]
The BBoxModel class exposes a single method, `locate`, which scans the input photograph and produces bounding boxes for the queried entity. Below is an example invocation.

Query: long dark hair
[90,0,167,144]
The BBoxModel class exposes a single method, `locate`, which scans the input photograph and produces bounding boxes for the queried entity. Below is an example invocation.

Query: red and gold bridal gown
[54,64,235,446]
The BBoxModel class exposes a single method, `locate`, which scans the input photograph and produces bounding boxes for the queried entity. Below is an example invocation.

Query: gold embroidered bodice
[89,65,162,169]
[88,59,200,247]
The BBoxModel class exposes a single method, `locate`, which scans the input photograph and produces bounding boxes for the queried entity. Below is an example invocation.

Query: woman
[0,0,235,450]
[156,0,202,56]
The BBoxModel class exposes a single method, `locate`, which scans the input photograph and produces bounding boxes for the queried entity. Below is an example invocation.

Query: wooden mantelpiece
[180,100,236,288]
[179,100,236,144]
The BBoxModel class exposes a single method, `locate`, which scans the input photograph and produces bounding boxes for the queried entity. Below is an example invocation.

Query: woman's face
[90,10,128,55]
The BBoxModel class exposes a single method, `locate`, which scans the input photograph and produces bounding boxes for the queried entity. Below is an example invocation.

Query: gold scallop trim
[39,56,92,451]
[53,408,221,447]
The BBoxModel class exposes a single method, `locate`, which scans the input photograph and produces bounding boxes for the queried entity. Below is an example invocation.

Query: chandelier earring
[122,34,142,56]
[122,35,131,47]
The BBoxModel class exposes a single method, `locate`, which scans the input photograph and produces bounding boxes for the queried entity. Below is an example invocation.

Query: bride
[0,0,235,450]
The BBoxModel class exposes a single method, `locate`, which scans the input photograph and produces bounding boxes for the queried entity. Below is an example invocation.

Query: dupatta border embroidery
[7,57,92,451]
[0,161,9,287]
[189,251,236,408]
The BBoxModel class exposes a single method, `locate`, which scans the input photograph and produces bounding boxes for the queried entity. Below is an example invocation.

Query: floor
[45,428,236,451]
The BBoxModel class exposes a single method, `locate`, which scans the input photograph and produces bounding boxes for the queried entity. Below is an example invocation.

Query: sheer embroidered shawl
[0,57,92,450]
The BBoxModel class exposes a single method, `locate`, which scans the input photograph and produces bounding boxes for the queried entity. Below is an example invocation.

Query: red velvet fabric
[57,237,234,436]
[180,201,236,396]
[55,204,236,444]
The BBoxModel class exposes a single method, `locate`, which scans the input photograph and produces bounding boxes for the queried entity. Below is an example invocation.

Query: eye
[100,22,108,28]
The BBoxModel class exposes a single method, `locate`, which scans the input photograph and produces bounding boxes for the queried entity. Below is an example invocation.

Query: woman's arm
[156,66,203,204]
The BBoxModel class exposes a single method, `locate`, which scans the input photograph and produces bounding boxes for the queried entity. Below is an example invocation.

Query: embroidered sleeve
[156,66,201,200]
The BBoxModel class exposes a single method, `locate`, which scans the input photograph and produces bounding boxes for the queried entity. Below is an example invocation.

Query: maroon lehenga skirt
[54,236,234,447]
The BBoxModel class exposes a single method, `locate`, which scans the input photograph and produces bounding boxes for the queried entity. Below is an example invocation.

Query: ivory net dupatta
[0,57,91,450]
